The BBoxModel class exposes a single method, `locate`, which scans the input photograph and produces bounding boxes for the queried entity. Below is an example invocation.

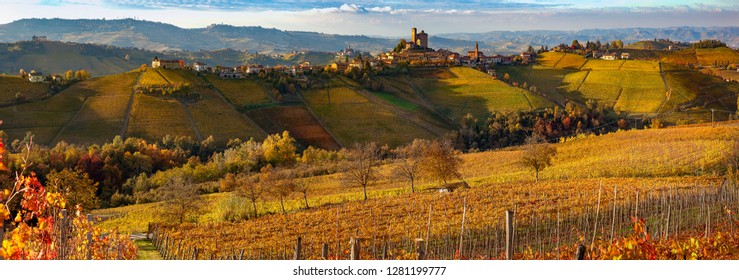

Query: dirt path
[134,238,163,260]
[120,71,144,138]
[655,61,673,115]
[180,102,204,141]
[49,96,89,145]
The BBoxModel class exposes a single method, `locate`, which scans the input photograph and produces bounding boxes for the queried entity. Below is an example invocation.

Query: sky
[1,0,738,36]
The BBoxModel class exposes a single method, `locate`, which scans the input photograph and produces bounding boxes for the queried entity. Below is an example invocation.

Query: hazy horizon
[2,1,738,37]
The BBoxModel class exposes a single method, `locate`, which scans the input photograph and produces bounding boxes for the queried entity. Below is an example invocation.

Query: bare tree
[261,165,295,214]
[344,142,381,201]
[160,172,202,224]
[521,134,557,182]
[291,165,313,209]
[393,139,425,193]
[421,139,463,186]
[236,171,261,218]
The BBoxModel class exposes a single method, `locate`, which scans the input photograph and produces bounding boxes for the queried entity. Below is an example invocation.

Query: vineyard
[303,86,437,147]
[0,75,48,104]
[147,177,739,260]
[186,86,267,144]
[125,93,197,141]
[411,67,553,121]
[246,105,340,150]
[54,72,139,144]
[204,74,272,107]
[86,122,739,260]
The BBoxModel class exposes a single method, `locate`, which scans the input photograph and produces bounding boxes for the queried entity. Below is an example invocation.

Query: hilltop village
[145,28,538,81]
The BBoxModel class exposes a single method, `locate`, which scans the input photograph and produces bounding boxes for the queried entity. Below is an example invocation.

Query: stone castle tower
[411,27,428,49]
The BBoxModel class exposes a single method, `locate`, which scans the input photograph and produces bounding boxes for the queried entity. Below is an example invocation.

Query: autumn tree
[262,131,297,167]
[260,165,295,214]
[46,168,99,211]
[421,139,463,185]
[160,172,202,223]
[64,70,74,80]
[520,134,557,182]
[292,167,313,209]
[74,69,91,80]
[344,142,381,201]
[393,139,425,193]
[236,171,262,218]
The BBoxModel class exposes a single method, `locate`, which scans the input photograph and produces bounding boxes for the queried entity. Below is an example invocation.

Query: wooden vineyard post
[350,237,361,260]
[322,243,329,260]
[293,236,303,260]
[60,209,68,260]
[576,244,586,260]
[192,247,199,260]
[86,214,93,260]
[505,210,514,260]
[415,238,426,260]
[611,186,617,240]
[0,221,5,260]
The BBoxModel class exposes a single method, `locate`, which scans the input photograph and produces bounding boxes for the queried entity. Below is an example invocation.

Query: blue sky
[3,1,738,36]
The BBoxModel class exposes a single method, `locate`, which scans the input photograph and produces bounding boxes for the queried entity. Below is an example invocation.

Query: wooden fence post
[505,210,514,260]
[576,244,586,260]
[86,214,93,260]
[0,222,5,260]
[60,209,68,260]
[321,243,329,260]
[350,237,361,260]
[415,238,426,260]
[293,236,302,260]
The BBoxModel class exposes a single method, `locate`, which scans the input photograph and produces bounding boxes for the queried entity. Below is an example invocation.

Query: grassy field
[126,94,196,141]
[96,123,739,259]
[372,92,419,111]
[412,67,553,120]
[54,72,139,145]
[0,75,48,104]
[246,105,340,150]
[187,86,266,144]
[303,86,436,147]
[204,74,272,107]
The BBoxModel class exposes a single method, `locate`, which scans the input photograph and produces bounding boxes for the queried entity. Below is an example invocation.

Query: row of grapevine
[148,178,739,260]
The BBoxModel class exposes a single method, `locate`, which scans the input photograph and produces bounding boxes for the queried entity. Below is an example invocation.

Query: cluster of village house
[24,28,640,83]
[149,28,542,80]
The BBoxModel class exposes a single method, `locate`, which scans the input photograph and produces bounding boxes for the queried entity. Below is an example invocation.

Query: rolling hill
[496,48,738,122]
[4,19,738,57]
[0,40,344,76]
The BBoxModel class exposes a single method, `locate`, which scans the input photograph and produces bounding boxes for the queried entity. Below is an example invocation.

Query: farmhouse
[219,69,244,79]
[28,72,45,83]
[620,53,630,60]
[152,56,185,69]
[193,62,208,72]
[601,53,618,60]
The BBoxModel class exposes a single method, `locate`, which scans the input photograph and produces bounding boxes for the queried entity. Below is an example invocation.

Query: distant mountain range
[3,19,737,57]
[438,27,739,50]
